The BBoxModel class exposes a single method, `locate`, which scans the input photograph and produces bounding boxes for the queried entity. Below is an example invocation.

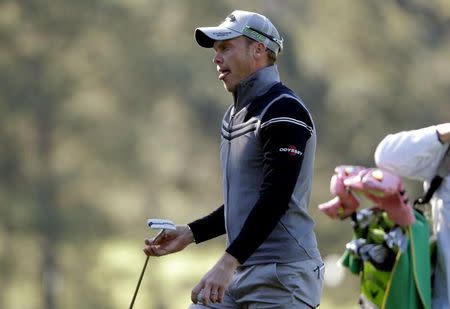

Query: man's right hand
[143,225,195,256]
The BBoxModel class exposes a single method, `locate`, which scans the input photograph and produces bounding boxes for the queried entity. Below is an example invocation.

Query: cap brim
[195,27,242,48]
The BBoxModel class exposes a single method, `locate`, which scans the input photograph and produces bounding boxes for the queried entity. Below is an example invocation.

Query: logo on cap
[226,14,237,22]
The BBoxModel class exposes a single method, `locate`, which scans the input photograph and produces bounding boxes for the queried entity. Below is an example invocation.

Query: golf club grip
[129,255,149,309]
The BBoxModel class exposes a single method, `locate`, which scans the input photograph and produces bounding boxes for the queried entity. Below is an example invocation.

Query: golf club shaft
[129,255,149,309]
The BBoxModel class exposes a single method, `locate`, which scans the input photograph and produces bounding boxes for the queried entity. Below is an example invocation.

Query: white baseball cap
[195,10,283,54]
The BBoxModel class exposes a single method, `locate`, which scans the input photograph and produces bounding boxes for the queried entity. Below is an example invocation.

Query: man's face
[213,36,257,93]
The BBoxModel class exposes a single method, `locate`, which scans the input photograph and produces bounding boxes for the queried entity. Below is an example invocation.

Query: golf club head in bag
[344,168,415,226]
[319,166,415,226]
[318,165,364,219]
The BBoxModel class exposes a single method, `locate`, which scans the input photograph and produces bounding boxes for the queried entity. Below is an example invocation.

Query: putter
[128,218,176,309]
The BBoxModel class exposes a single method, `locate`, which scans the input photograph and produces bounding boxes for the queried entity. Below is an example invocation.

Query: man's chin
[223,82,235,93]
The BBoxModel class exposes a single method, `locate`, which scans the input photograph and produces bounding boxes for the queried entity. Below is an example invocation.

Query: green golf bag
[341,209,432,309]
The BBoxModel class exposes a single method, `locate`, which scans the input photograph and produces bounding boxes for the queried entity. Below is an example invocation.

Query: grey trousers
[188,258,324,309]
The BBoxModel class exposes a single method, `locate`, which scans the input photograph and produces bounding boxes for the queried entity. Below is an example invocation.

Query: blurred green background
[1,0,449,308]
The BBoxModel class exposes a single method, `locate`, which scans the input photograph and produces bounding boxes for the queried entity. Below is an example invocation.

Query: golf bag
[319,166,432,309]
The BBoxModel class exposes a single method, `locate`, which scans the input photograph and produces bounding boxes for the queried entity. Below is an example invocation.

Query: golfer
[144,10,324,308]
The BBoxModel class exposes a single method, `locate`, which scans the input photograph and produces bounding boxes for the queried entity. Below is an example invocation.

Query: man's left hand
[191,252,240,305]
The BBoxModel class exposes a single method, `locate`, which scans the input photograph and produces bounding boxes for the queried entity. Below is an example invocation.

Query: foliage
[1,0,449,308]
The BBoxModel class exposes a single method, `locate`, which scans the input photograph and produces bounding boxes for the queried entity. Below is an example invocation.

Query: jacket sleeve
[188,205,226,243]
[226,98,314,264]
[374,125,448,181]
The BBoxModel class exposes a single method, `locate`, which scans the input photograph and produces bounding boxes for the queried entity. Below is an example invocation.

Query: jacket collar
[233,65,280,113]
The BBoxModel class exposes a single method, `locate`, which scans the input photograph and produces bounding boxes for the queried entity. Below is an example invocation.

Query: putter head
[147,218,176,230]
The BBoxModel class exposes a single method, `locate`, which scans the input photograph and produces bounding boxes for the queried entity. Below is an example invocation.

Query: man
[144,10,324,308]
[375,123,450,308]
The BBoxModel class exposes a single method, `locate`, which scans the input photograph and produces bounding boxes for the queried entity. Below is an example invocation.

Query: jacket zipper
[225,111,235,238]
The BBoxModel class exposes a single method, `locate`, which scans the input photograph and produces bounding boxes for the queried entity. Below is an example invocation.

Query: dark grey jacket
[189,65,321,265]
[220,65,321,265]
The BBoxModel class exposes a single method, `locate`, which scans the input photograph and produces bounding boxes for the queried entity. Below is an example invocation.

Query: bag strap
[415,145,450,205]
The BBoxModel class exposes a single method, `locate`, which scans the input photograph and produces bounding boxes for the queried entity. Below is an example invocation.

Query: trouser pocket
[274,259,325,308]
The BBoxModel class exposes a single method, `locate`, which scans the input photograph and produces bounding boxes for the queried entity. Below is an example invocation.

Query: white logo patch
[279,146,302,156]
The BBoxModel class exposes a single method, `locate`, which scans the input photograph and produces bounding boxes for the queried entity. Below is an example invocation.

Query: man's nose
[213,53,222,64]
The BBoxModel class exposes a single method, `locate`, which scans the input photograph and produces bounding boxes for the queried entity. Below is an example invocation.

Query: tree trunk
[35,90,59,309]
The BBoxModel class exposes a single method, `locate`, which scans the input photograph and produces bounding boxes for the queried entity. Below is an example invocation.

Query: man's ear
[253,42,266,58]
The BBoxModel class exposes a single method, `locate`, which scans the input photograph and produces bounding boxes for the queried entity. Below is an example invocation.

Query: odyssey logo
[279,145,302,156]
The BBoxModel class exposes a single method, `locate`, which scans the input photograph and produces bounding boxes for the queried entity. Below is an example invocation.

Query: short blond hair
[244,37,278,65]
[266,49,277,64]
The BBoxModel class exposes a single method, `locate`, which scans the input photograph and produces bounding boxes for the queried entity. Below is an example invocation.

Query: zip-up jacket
[189,65,321,265]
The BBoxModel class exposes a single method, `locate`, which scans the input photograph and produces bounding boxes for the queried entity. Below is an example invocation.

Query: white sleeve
[374,125,448,181]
